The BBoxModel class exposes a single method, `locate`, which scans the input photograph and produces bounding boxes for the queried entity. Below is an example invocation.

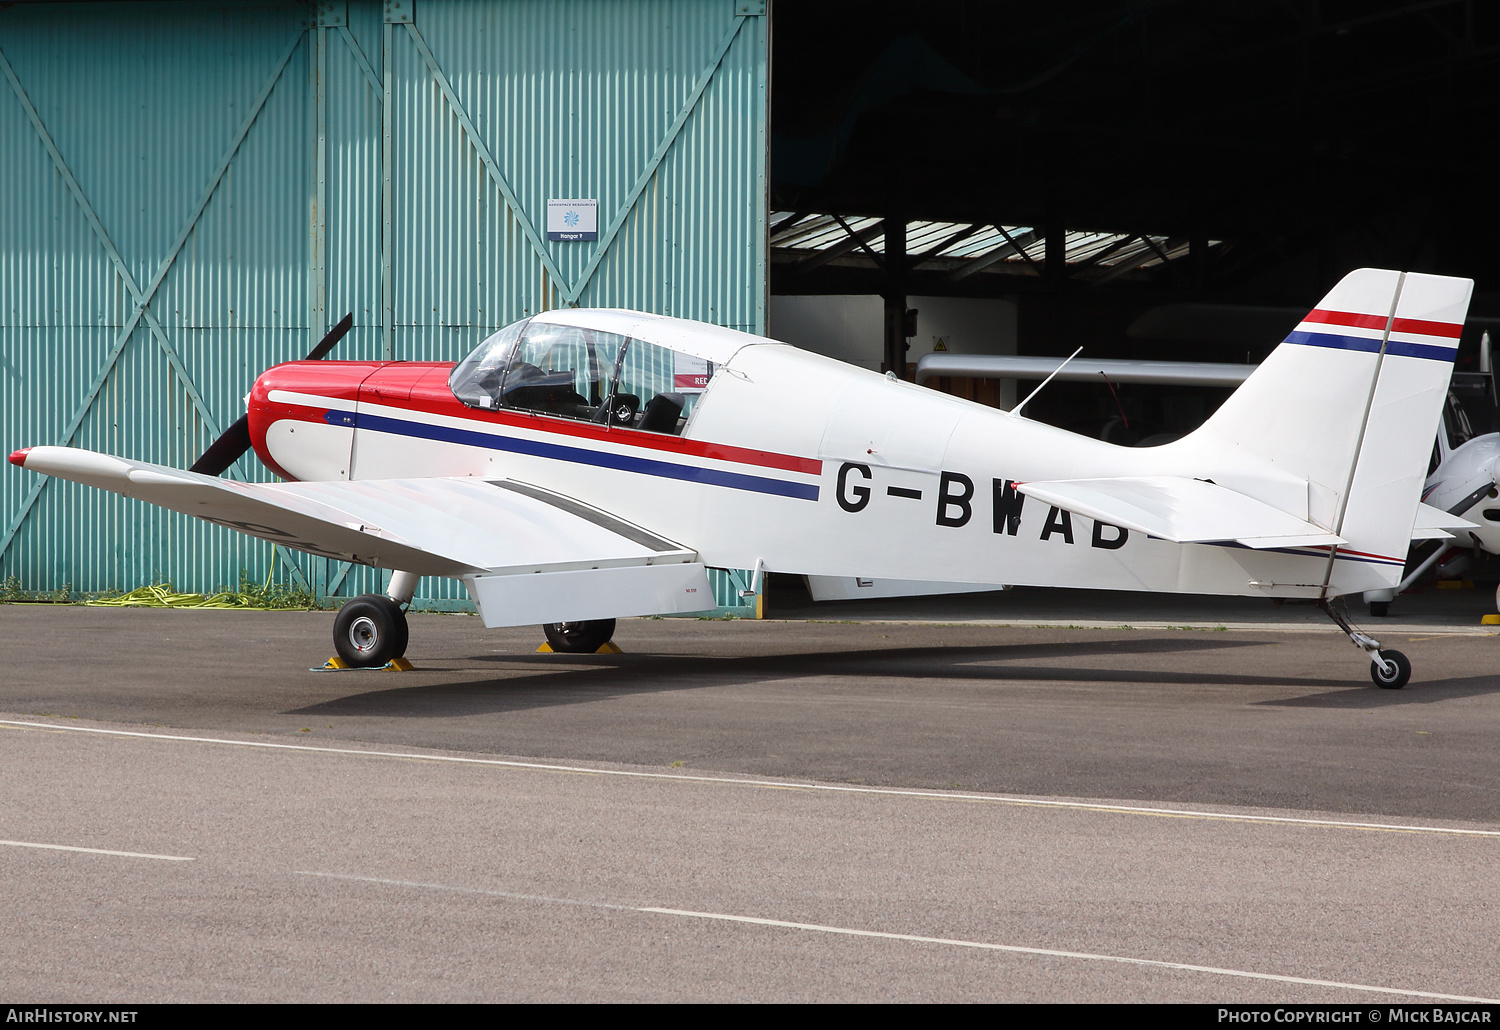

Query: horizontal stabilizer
[1016,476,1345,549]
[1411,502,1478,541]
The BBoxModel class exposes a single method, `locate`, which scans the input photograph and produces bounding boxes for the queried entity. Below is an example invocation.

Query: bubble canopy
[527,308,765,365]
[448,309,763,435]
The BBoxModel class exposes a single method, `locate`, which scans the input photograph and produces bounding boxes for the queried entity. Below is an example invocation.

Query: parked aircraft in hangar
[9,268,1476,689]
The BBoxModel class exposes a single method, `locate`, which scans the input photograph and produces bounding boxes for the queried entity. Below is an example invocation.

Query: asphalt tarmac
[3,588,1499,1002]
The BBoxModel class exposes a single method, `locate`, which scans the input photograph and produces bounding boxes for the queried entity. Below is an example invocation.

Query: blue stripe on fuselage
[353,411,821,501]
[1284,330,1456,362]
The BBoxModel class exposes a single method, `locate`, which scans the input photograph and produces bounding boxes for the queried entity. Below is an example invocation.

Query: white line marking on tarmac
[1,839,193,861]
[5,718,1499,838]
[774,617,1500,636]
[298,870,1500,1003]
[298,870,636,911]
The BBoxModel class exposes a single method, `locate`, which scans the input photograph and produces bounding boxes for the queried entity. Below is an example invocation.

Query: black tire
[334,594,408,667]
[385,596,410,659]
[1368,601,1390,617]
[542,619,616,654]
[1369,649,1411,690]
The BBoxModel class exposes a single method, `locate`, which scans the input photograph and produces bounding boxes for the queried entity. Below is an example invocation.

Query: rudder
[1330,271,1472,594]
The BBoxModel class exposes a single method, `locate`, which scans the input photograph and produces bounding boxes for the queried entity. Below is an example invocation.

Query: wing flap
[1016,475,1345,549]
[464,564,714,627]
[16,446,696,578]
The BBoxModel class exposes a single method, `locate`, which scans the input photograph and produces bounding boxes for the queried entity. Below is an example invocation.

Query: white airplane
[7,268,1476,689]
[917,332,1500,616]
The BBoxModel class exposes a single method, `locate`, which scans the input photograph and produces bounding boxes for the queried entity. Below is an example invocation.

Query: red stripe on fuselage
[1303,308,1462,339]
[252,359,822,477]
[1303,543,1407,563]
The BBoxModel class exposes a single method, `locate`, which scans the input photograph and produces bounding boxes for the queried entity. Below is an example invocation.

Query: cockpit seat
[639,392,686,434]
[503,363,588,415]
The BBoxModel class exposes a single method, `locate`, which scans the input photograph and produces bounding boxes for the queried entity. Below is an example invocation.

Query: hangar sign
[547,198,599,241]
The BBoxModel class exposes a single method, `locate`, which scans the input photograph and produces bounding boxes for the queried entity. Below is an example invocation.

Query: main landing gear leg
[1319,598,1410,689]
[386,570,419,607]
[330,571,415,668]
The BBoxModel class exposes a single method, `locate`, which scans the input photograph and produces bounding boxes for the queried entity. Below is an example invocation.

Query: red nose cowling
[246,360,455,481]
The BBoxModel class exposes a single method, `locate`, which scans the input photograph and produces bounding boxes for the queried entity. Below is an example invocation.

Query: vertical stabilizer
[1328,272,1473,592]
[1189,268,1472,594]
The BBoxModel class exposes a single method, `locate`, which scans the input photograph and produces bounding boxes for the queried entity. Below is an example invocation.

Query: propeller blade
[305,312,354,361]
[186,313,354,477]
[188,414,252,476]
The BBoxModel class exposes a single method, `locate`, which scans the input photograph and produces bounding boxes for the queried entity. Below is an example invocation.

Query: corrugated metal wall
[0,0,767,613]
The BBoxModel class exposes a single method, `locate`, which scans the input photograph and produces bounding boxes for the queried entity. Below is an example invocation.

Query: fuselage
[246,333,1401,600]
[1421,433,1500,553]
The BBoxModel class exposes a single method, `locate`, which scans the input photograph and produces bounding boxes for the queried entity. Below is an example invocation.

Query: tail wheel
[1369,649,1411,690]
[334,594,409,667]
[543,619,616,654]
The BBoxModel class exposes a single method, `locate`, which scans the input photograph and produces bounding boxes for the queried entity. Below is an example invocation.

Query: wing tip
[8,447,31,468]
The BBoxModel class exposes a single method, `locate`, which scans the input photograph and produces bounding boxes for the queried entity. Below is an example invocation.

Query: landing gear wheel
[1369,649,1411,690]
[1368,600,1390,617]
[334,594,409,668]
[385,597,410,659]
[543,619,616,654]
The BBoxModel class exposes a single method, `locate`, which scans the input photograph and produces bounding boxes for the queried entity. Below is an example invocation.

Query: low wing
[13,446,713,625]
[1412,502,1479,541]
[1016,475,1344,549]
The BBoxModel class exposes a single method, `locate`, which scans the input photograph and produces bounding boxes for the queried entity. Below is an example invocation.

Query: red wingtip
[8,448,30,468]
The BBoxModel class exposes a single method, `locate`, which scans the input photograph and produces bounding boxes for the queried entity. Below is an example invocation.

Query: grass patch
[0,576,73,603]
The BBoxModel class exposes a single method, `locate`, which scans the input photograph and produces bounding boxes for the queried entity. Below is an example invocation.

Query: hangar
[0,0,767,609]
[2,0,1497,608]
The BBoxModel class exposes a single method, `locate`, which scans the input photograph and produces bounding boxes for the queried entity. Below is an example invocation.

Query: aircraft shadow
[1257,673,1500,708]
[283,636,1358,719]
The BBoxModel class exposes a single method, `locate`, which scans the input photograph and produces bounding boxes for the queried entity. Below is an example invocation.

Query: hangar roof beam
[797,217,887,272]
[947,226,1041,281]
[769,209,1216,293]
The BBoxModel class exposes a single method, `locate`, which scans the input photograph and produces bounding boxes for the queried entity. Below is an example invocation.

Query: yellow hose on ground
[83,549,313,610]
[84,585,259,609]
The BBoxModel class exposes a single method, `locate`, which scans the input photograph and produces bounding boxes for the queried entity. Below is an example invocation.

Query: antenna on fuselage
[1010,346,1083,418]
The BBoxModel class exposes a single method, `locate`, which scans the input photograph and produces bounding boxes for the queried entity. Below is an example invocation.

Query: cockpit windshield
[449,316,720,435]
[450,320,528,410]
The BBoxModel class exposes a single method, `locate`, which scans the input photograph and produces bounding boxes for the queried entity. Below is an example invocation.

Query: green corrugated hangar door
[0,0,767,613]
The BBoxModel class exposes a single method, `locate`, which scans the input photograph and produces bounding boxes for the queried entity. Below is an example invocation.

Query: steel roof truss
[909,222,983,266]
[831,212,890,276]
[797,217,886,271]
[949,225,1041,280]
